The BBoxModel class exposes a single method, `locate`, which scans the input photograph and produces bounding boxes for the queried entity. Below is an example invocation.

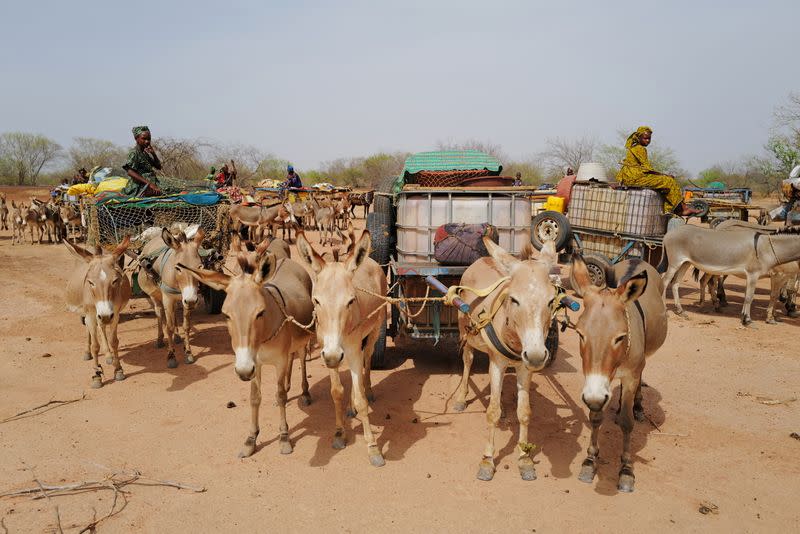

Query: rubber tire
[204,286,226,314]
[569,253,612,297]
[545,319,559,368]
[531,211,571,252]
[688,199,710,218]
[370,321,388,369]
[367,212,393,268]
[373,175,397,215]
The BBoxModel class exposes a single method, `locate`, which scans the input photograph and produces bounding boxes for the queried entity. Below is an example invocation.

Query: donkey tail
[656,247,669,274]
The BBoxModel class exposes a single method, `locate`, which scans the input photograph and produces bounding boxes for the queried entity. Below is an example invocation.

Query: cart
[683,186,767,226]
[364,151,563,368]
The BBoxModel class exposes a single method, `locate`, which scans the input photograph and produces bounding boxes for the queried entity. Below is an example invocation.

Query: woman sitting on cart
[122,125,163,197]
[617,126,700,216]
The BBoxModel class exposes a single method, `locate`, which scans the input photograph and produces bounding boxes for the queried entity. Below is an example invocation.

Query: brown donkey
[65,237,132,388]
[180,249,314,456]
[0,192,8,231]
[571,257,667,493]
[10,201,24,245]
[296,230,388,467]
[456,239,559,481]
[138,228,205,368]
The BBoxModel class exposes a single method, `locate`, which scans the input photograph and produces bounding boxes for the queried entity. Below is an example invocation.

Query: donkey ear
[255,237,271,256]
[616,270,648,304]
[162,228,178,249]
[63,240,94,263]
[346,230,371,273]
[538,240,558,267]
[570,254,594,298]
[178,263,231,291]
[254,252,278,285]
[484,237,518,274]
[296,232,325,275]
[193,227,205,245]
[229,232,242,253]
[519,242,535,261]
[112,235,131,259]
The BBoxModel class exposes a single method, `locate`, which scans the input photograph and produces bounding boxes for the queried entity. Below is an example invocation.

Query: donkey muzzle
[234,348,256,381]
[320,348,345,369]
[582,374,611,411]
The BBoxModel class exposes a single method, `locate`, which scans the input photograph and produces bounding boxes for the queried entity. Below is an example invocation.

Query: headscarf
[209,166,216,174]
[132,125,150,138]
[287,165,294,173]
[625,126,652,149]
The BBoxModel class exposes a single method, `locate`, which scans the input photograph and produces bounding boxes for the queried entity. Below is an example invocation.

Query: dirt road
[1,187,798,532]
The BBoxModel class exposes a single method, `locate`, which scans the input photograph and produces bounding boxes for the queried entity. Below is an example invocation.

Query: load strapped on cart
[365,150,566,368]
[83,176,233,312]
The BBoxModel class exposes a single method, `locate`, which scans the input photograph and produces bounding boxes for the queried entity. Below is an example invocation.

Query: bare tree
[0,132,62,185]
[153,137,209,180]
[775,91,800,137]
[68,137,127,171]
[539,136,596,174]
[435,139,505,160]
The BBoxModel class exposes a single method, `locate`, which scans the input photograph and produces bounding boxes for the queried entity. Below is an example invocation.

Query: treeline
[2,93,797,194]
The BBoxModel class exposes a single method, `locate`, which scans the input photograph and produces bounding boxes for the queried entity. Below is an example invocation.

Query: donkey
[230,202,284,241]
[348,191,374,219]
[0,193,8,231]
[296,230,388,467]
[21,202,46,244]
[10,201,24,245]
[138,228,206,368]
[456,238,559,481]
[308,196,339,246]
[65,237,133,388]
[571,257,667,492]
[663,224,800,325]
[59,203,83,243]
[180,249,314,457]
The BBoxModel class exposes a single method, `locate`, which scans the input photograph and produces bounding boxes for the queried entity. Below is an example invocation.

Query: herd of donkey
[1,188,799,492]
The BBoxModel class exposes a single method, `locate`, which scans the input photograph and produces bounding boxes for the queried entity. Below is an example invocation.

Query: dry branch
[0,394,86,424]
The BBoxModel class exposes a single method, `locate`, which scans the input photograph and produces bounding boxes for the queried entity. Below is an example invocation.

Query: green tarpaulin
[400,150,502,175]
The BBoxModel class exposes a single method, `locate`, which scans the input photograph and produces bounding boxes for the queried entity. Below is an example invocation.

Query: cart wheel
[370,321,388,369]
[367,212,393,269]
[689,199,710,218]
[569,253,611,297]
[531,211,571,252]
[204,286,226,314]
[373,175,397,215]
[545,319,559,367]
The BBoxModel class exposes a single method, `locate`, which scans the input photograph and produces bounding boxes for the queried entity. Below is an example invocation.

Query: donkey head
[64,236,131,325]
[162,227,205,308]
[297,230,371,369]
[571,255,648,412]
[485,239,558,370]
[180,251,281,381]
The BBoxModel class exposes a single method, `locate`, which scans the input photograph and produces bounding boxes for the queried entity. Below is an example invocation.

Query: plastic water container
[543,196,565,213]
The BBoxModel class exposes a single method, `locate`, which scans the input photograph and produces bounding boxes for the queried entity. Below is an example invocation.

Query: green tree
[0,132,62,185]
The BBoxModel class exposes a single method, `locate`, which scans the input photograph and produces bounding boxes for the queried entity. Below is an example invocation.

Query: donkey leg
[578,408,604,483]
[670,263,691,317]
[362,331,378,403]
[453,342,475,412]
[515,365,536,481]
[86,317,103,389]
[329,369,347,450]
[283,352,294,395]
[110,318,125,381]
[83,323,92,360]
[741,273,759,326]
[350,356,384,467]
[766,273,784,325]
[275,357,293,455]
[633,381,645,422]
[299,344,311,406]
[164,299,179,368]
[239,365,262,458]
[152,299,166,348]
[182,304,195,364]
[617,376,640,493]
[477,358,503,481]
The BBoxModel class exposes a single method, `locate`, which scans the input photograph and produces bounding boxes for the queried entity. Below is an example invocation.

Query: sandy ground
[1,186,799,533]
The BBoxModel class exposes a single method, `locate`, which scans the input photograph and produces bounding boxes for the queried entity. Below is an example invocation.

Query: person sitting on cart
[616,126,700,216]
[122,125,162,197]
[283,165,303,189]
[72,168,89,185]
[215,160,237,188]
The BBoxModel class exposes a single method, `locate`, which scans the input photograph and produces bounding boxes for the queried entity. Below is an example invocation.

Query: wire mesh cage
[575,231,665,265]
[85,200,232,253]
[569,184,667,236]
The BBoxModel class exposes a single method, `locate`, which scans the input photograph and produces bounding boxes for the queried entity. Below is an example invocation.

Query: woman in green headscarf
[122,125,162,196]
[617,126,698,215]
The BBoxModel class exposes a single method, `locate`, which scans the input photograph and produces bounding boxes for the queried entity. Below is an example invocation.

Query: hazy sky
[1,0,797,174]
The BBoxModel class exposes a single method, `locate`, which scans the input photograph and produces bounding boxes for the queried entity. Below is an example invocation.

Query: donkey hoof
[185,354,196,364]
[476,460,495,481]
[518,460,537,481]
[91,378,103,389]
[300,394,312,407]
[369,453,386,467]
[82,352,92,361]
[766,318,778,325]
[618,473,636,493]
[114,370,126,382]
[453,401,467,413]
[155,339,165,349]
[332,432,347,450]
[173,334,182,344]
[167,357,178,369]
[346,408,357,418]
[366,392,375,404]
[633,408,646,422]
[578,463,596,483]
[238,447,255,459]
[279,439,293,455]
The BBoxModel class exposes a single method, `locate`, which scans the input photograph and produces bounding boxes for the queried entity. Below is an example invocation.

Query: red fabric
[555,175,577,208]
